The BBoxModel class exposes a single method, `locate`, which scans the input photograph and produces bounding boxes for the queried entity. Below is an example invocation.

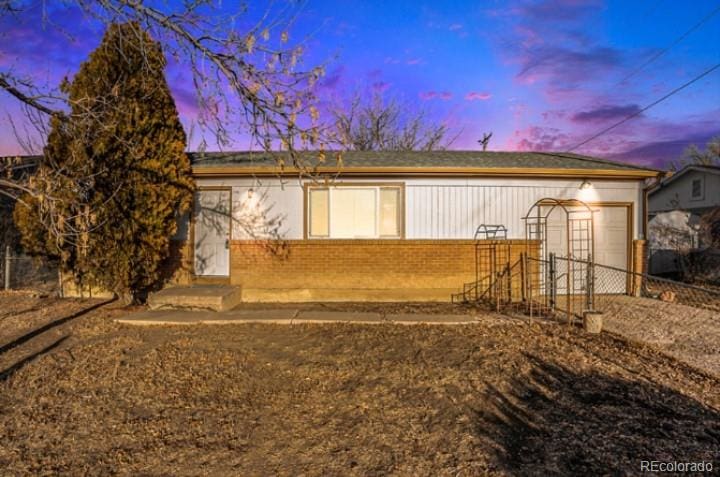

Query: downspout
[642,171,668,239]
[639,171,668,277]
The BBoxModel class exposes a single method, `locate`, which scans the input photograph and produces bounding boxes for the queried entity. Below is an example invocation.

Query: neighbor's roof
[648,163,720,195]
[189,150,662,179]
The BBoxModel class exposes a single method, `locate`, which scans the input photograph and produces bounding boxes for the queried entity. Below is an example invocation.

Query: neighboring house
[647,165,720,276]
[169,150,660,301]
[648,165,720,219]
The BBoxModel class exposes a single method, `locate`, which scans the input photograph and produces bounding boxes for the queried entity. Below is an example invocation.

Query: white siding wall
[405,178,643,239]
[193,176,645,240]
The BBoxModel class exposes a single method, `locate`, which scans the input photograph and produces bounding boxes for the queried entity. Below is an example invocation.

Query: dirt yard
[0,293,718,476]
[597,295,720,377]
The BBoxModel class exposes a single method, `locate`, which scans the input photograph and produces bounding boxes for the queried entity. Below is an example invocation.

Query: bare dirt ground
[0,293,718,476]
[597,295,720,378]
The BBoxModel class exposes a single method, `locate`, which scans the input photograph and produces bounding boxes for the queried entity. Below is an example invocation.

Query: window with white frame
[307,185,402,238]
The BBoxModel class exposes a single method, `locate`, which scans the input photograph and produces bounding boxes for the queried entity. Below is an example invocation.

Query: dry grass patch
[0,296,718,475]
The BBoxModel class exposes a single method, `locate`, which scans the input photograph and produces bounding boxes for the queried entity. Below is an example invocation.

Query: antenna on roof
[478,132,493,151]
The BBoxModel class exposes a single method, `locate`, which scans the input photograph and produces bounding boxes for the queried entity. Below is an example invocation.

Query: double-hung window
[307,184,403,238]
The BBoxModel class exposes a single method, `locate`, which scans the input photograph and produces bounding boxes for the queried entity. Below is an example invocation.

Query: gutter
[191,166,661,180]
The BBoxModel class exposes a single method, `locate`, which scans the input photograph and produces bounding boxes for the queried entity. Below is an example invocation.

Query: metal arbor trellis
[523,198,596,321]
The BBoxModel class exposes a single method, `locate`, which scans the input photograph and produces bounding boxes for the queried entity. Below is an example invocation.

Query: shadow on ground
[0,298,112,355]
[476,353,720,475]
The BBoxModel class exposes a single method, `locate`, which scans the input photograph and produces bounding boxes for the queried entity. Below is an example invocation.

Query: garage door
[545,204,629,294]
[593,206,628,270]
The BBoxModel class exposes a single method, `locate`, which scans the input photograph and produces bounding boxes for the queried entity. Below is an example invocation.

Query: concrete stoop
[147,285,242,312]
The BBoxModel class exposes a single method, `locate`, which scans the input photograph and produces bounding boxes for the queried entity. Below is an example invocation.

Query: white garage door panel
[546,227,566,256]
[595,219,627,269]
[595,206,628,295]
[545,205,629,294]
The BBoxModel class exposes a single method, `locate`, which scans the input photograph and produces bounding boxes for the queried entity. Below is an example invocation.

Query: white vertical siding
[405,179,643,239]
[193,176,645,240]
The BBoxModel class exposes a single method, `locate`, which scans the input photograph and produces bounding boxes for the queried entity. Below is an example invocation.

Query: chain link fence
[1,246,59,294]
[456,249,720,324]
[523,254,720,323]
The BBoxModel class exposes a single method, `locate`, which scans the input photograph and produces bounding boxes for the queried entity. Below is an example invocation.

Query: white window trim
[306,183,404,239]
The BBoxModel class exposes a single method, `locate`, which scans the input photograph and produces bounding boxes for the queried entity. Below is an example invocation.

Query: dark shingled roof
[188,150,660,172]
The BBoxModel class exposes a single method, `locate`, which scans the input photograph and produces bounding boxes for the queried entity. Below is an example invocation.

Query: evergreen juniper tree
[14,22,194,303]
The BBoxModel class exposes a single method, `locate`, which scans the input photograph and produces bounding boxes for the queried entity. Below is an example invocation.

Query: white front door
[194,189,231,276]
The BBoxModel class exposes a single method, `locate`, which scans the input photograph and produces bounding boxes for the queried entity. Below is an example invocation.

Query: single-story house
[168,150,662,302]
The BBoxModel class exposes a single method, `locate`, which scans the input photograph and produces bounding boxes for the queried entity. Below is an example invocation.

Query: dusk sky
[1,0,719,168]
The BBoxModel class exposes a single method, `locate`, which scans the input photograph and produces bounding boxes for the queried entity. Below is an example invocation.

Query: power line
[617,4,720,85]
[569,62,720,152]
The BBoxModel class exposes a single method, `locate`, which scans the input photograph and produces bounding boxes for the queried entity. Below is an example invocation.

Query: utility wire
[569,62,720,152]
[617,3,720,85]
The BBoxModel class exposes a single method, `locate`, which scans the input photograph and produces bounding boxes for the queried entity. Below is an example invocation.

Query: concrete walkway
[115,308,480,326]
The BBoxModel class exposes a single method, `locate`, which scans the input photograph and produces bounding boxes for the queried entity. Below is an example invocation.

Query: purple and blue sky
[1,0,719,168]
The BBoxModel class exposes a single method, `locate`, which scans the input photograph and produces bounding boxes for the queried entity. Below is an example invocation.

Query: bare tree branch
[0,74,66,118]
[0,1,330,248]
[328,90,458,151]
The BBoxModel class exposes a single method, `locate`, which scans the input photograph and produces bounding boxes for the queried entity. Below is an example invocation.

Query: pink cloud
[419,91,453,101]
[406,58,424,65]
[542,110,567,121]
[465,92,492,101]
[515,25,543,49]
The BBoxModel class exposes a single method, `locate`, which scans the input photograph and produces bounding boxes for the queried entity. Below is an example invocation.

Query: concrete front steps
[148,285,242,312]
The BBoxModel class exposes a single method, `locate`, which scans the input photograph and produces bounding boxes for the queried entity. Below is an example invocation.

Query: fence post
[504,262,510,303]
[585,254,594,311]
[4,245,10,291]
[520,252,527,303]
[548,252,557,312]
